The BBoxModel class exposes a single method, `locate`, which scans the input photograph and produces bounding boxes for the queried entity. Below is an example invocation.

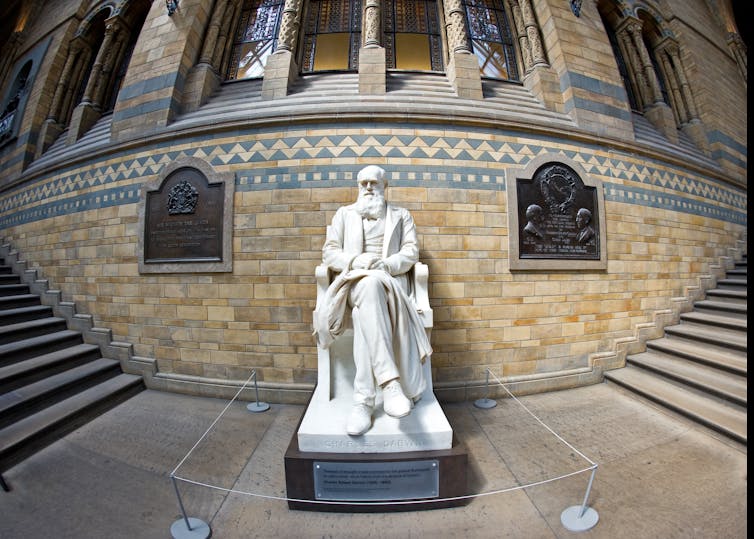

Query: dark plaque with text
[144,167,224,263]
[517,163,599,260]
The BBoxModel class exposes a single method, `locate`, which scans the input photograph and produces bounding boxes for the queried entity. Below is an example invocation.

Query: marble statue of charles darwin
[313,165,432,436]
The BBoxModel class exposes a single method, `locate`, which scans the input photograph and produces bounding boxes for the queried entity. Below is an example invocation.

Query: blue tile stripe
[603,182,746,226]
[0,126,746,229]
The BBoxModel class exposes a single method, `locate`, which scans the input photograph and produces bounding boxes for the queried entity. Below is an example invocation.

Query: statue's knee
[353,274,387,303]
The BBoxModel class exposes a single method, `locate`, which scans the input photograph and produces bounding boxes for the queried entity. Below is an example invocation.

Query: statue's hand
[352,253,380,269]
[370,259,387,272]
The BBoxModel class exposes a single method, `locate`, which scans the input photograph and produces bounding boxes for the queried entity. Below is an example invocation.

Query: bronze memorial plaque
[144,167,224,263]
[516,163,599,260]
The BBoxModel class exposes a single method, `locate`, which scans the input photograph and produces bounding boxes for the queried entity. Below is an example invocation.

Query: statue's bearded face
[356,177,386,219]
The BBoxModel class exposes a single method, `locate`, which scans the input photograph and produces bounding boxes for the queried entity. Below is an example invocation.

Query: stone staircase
[0,255,143,489]
[631,112,720,171]
[605,256,747,445]
[169,72,577,132]
[25,113,113,175]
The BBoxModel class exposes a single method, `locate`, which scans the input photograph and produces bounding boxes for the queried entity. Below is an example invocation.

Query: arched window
[227,0,285,80]
[384,0,443,72]
[301,0,362,73]
[462,0,519,80]
[0,60,31,142]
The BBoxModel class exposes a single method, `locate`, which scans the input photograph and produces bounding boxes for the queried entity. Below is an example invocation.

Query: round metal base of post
[170,517,211,539]
[473,398,497,409]
[560,505,599,531]
[247,402,270,413]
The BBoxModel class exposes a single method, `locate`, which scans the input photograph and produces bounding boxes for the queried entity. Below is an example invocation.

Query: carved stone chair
[297,262,452,453]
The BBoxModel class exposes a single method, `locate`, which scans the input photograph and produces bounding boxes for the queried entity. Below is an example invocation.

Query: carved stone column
[261,0,303,99]
[507,0,533,73]
[626,20,663,105]
[79,20,120,106]
[184,0,235,113]
[519,0,546,67]
[68,18,124,143]
[443,0,482,99]
[359,0,386,95]
[726,32,747,85]
[92,25,128,110]
[276,0,303,53]
[615,23,648,108]
[37,42,82,156]
[363,0,381,47]
[663,42,708,153]
[200,0,230,66]
[656,48,684,125]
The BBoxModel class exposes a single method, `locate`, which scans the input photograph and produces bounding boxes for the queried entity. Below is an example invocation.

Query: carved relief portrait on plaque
[516,163,599,260]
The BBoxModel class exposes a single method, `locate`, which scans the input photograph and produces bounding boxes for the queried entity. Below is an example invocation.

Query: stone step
[0,317,69,345]
[0,343,102,393]
[716,278,747,288]
[664,322,746,352]
[647,337,747,375]
[632,113,719,169]
[0,274,21,284]
[0,284,30,297]
[0,373,144,473]
[0,357,121,429]
[0,305,54,327]
[692,299,747,318]
[627,351,746,406]
[172,76,576,131]
[0,265,13,274]
[604,367,747,444]
[0,330,84,366]
[704,288,747,304]
[0,294,41,310]
[679,310,747,331]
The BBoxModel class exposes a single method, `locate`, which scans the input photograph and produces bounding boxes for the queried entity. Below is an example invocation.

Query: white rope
[171,369,258,477]
[169,365,598,507]
[486,369,597,467]
[172,462,597,506]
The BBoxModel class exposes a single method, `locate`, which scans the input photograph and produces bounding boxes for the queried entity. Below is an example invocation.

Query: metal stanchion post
[560,466,599,531]
[170,475,211,539]
[474,369,497,409]
[246,370,270,413]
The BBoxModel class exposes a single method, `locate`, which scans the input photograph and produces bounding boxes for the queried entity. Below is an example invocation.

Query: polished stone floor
[0,383,746,538]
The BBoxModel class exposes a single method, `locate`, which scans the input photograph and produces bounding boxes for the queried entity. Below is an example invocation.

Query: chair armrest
[412,262,433,328]
[314,264,330,312]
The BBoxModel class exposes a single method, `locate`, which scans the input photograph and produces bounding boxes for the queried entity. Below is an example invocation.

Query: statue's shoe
[382,380,412,418]
[346,403,373,436]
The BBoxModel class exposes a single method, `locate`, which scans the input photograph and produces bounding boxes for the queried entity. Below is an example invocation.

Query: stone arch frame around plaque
[138,157,235,273]
[506,154,608,271]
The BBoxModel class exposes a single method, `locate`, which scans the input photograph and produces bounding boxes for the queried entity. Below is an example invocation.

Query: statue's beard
[356,192,386,220]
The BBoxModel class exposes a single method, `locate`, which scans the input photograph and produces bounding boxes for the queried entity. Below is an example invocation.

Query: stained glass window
[384,0,443,71]
[462,0,519,80]
[302,0,362,73]
[226,0,284,80]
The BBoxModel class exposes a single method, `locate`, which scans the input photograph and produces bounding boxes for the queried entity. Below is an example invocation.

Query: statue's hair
[357,165,387,187]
